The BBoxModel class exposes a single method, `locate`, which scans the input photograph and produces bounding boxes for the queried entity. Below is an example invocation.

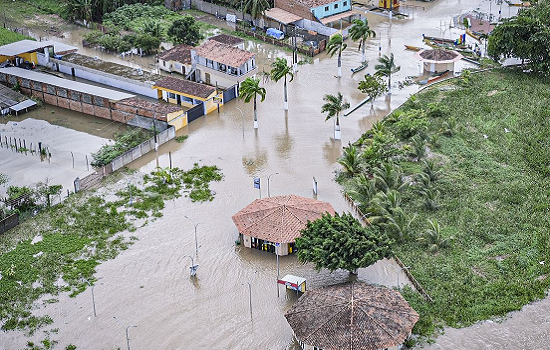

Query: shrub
[394,109,429,139]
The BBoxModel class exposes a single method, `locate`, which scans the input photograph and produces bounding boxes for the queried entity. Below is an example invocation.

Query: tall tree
[269,57,294,111]
[338,144,361,177]
[349,18,376,63]
[168,16,202,46]
[296,212,393,274]
[239,77,266,129]
[326,34,347,77]
[375,53,401,93]
[358,74,387,106]
[240,0,271,25]
[321,92,350,140]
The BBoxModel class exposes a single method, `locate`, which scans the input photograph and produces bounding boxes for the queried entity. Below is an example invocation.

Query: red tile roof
[209,34,244,46]
[196,40,255,68]
[153,76,216,99]
[158,44,194,64]
[285,282,419,350]
[232,195,335,243]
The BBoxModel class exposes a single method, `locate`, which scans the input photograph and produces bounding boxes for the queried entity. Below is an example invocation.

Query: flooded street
[0,0,536,349]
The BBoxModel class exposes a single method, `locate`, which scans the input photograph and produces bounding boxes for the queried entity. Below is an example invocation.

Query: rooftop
[117,97,186,115]
[153,76,216,99]
[416,49,463,63]
[159,44,193,64]
[0,40,51,57]
[264,8,303,24]
[60,53,162,84]
[0,67,135,101]
[232,195,335,243]
[0,84,27,109]
[285,281,419,350]
[294,0,339,8]
[208,34,245,46]
[196,40,255,68]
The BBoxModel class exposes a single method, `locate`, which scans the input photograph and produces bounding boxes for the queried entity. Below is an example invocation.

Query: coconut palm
[417,219,453,253]
[338,144,361,176]
[269,57,294,111]
[349,18,376,63]
[348,174,377,212]
[383,207,416,243]
[240,0,270,26]
[239,77,266,129]
[321,92,350,140]
[374,53,401,93]
[326,34,347,77]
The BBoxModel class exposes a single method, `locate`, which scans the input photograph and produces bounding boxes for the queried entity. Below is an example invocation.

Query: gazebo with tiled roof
[285,281,419,350]
[232,195,335,255]
[415,48,463,73]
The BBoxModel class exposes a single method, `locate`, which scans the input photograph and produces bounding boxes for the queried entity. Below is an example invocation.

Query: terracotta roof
[416,49,463,63]
[196,40,255,68]
[285,282,419,350]
[153,76,216,99]
[117,97,183,115]
[264,8,302,24]
[320,10,359,25]
[159,44,193,64]
[294,0,339,8]
[232,195,335,243]
[209,34,244,46]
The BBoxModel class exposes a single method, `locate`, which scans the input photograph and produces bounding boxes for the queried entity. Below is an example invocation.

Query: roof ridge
[238,206,283,233]
[302,302,350,345]
[354,303,397,341]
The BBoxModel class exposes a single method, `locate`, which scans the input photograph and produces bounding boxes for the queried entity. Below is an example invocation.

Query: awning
[320,10,360,25]
[264,8,302,25]
[9,99,36,113]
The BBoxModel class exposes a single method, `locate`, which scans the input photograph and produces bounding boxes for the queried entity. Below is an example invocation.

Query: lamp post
[82,277,101,317]
[184,215,200,258]
[242,270,256,320]
[113,317,137,350]
[184,255,199,277]
[236,107,244,138]
[267,172,279,197]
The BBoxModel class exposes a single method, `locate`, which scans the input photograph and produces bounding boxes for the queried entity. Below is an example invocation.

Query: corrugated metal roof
[265,8,303,24]
[10,99,37,112]
[0,40,52,56]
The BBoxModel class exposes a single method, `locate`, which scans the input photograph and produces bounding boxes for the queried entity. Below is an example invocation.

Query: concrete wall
[295,19,338,36]
[312,0,351,19]
[274,0,317,21]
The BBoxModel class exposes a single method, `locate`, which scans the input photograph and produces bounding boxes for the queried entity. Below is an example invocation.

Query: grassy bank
[338,69,550,337]
[0,164,222,342]
[0,28,34,46]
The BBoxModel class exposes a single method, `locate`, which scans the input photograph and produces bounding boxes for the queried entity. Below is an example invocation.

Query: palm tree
[374,53,401,94]
[326,34,347,77]
[239,77,266,129]
[321,92,350,140]
[269,57,294,111]
[349,18,376,63]
[240,0,270,26]
[383,207,416,243]
[338,144,361,176]
[417,219,453,253]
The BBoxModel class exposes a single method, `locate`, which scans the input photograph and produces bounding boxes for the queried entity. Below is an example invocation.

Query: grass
[0,164,223,337]
[338,68,550,338]
[0,28,34,46]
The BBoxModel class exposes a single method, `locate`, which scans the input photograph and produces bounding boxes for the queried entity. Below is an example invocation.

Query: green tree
[349,18,376,63]
[269,57,294,111]
[168,16,202,46]
[296,212,393,274]
[417,219,453,253]
[142,19,163,39]
[135,34,161,55]
[66,0,93,23]
[338,144,361,177]
[358,74,387,105]
[374,53,401,93]
[239,77,266,129]
[326,34,347,77]
[321,92,350,140]
[240,0,270,25]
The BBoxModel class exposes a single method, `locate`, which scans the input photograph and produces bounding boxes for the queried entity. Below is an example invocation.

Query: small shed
[277,274,307,293]
[285,281,419,350]
[415,49,463,73]
[232,195,335,256]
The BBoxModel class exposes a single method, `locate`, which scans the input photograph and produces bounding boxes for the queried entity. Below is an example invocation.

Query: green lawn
[338,69,550,337]
[0,28,34,46]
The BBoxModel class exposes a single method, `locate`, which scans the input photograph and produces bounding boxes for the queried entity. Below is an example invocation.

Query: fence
[188,0,255,22]
[187,103,205,123]
[0,213,19,235]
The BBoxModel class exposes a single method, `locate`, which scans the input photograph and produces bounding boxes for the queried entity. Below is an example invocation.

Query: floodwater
[0,1,535,349]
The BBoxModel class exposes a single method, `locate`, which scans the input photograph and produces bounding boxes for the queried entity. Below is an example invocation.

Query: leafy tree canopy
[296,212,393,273]
[358,74,387,103]
[168,16,202,46]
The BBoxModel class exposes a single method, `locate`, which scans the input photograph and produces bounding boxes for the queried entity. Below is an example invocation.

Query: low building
[192,39,257,89]
[0,84,36,116]
[231,195,335,256]
[152,76,222,115]
[275,0,352,21]
[158,44,193,76]
[0,40,77,67]
[208,34,245,50]
[415,49,463,73]
[115,97,187,130]
[285,281,419,350]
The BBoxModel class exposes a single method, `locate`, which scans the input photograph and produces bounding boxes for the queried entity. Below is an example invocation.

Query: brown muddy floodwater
[1,1,535,349]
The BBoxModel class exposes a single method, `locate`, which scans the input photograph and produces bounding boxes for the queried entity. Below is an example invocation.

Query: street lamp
[82,277,102,317]
[236,107,244,138]
[184,255,199,277]
[267,172,279,197]
[184,215,200,258]
[241,270,257,320]
[113,317,137,350]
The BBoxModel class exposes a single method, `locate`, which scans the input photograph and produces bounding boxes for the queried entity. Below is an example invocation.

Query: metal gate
[223,85,237,103]
[187,103,205,123]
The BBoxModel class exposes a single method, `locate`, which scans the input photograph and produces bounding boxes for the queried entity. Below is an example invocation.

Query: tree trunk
[253,96,258,129]
[337,51,342,77]
[334,114,341,140]
[361,41,366,63]
[283,75,288,110]
[388,74,392,94]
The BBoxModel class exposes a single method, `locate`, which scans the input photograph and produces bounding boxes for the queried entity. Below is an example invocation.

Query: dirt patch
[487,90,498,97]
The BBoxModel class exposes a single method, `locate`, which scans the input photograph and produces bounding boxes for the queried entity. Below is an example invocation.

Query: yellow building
[379,0,399,10]
[0,40,52,66]
[152,76,223,116]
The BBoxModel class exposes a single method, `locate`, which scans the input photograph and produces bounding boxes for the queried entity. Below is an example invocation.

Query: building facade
[158,44,193,76]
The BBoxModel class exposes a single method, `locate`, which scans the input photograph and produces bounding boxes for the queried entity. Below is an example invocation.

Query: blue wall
[311,0,351,19]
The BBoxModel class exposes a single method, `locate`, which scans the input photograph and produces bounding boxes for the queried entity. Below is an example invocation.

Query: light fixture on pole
[184,215,200,258]
[113,317,137,350]
[241,270,257,319]
[184,255,199,277]
[267,172,279,197]
[236,107,244,138]
[82,277,102,317]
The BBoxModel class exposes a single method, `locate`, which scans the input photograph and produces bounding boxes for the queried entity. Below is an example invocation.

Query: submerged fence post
[71,152,74,168]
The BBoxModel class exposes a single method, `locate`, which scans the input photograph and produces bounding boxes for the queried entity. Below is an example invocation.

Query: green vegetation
[239,77,266,127]
[326,33,347,77]
[91,129,151,167]
[1,182,62,220]
[296,213,393,274]
[358,74,387,105]
[167,16,203,46]
[349,17,376,63]
[0,164,223,335]
[269,57,294,111]
[175,135,189,143]
[0,28,34,46]
[338,69,550,337]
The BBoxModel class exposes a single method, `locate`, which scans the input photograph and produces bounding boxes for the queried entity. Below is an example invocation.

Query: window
[168,92,175,99]
[334,3,338,8]
[325,5,329,11]
[162,61,166,67]
[343,1,347,6]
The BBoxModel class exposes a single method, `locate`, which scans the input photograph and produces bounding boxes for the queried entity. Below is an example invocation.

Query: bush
[91,129,151,167]
[394,109,429,139]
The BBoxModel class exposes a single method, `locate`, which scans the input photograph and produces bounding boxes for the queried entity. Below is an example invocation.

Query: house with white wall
[158,44,193,77]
